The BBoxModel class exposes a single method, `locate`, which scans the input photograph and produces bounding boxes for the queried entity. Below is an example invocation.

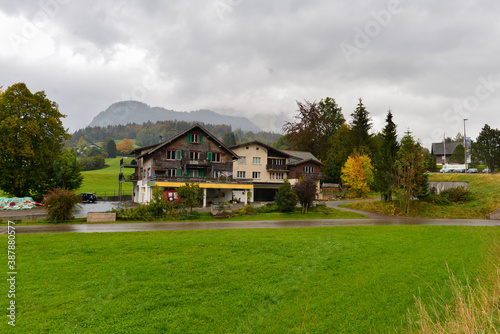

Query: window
[189,170,199,177]
[253,157,261,165]
[190,151,200,160]
[304,166,315,174]
[212,153,221,163]
[237,171,246,178]
[252,172,261,179]
[166,169,177,177]
[187,133,203,143]
[238,157,246,164]
[166,150,176,160]
[271,172,284,180]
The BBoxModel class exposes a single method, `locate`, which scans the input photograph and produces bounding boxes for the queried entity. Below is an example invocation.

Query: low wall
[428,181,468,194]
[87,212,116,223]
[97,195,132,202]
[489,208,500,220]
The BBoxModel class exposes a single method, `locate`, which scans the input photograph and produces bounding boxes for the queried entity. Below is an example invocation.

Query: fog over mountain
[87,101,262,132]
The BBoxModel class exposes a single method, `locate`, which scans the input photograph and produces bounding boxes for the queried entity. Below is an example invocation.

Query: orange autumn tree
[341,152,374,198]
[116,138,135,154]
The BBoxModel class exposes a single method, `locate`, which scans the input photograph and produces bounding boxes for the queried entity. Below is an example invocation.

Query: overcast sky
[1,0,499,148]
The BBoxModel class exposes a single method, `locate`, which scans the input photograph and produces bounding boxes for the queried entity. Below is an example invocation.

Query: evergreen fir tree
[373,111,399,200]
[349,98,373,153]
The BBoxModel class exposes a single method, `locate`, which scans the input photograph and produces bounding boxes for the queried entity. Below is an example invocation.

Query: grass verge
[1,226,497,333]
[408,241,500,333]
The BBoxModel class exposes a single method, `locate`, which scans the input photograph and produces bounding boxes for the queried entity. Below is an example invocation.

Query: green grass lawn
[2,226,498,333]
[345,173,500,219]
[79,157,134,196]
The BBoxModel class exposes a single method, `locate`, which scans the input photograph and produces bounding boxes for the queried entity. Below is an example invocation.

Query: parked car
[482,168,490,173]
[453,169,465,173]
[467,168,478,173]
[78,193,97,203]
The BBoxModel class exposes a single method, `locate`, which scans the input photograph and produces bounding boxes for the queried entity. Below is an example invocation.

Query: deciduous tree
[283,98,344,160]
[117,138,135,154]
[394,131,428,214]
[0,83,70,198]
[177,183,203,212]
[293,178,317,213]
[341,152,374,198]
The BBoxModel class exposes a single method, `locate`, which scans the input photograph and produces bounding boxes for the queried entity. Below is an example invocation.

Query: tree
[275,179,297,213]
[50,149,83,190]
[324,123,353,183]
[136,128,158,146]
[341,152,374,198]
[293,178,317,213]
[394,131,428,214]
[349,98,373,153]
[223,132,237,146]
[0,83,70,198]
[449,144,465,164]
[373,111,399,199]
[117,138,135,154]
[177,183,203,212]
[283,98,344,160]
[104,137,117,158]
[475,124,500,172]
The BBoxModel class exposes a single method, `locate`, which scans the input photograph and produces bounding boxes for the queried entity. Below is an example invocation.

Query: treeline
[70,120,282,147]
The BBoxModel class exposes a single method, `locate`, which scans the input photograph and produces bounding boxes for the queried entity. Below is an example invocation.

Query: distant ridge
[87,101,261,132]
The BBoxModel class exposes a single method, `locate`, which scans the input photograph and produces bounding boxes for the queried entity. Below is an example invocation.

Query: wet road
[1,217,499,234]
[1,200,498,234]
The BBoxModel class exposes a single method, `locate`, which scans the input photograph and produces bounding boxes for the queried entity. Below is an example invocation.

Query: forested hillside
[70,120,282,147]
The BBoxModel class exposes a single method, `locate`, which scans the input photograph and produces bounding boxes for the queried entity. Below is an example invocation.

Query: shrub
[441,186,472,203]
[43,188,80,223]
[275,179,297,213]
[256,203,278,213]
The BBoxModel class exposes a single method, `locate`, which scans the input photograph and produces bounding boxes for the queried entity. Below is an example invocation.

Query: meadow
[78,157,135,196]
[345,173,500,219]
[2,225,498,333]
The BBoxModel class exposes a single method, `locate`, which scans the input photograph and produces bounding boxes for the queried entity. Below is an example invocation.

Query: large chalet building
[121,125,325,206]
[121,124,253,206]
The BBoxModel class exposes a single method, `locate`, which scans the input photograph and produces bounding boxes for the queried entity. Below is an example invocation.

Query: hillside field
[346,173,500,219]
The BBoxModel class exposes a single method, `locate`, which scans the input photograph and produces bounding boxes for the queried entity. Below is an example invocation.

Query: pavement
[1,200,499,234]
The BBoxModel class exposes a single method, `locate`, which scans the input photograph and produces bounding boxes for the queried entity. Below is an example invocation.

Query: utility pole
[464,119,468,173]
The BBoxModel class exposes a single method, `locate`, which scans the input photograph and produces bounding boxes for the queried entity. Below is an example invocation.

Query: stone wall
[428,181,468,195]
[489,208,500,220]
[87,212,116,222]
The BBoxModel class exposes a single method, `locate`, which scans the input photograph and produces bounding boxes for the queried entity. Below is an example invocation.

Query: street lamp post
[464,119,468,173]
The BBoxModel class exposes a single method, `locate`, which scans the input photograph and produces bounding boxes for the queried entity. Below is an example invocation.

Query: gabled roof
[130,123,239,159]
[281,150,321,163]
[230,140,291,158]
[431,142,460,156]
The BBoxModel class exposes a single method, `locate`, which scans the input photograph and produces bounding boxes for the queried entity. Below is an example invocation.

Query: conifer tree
[373,111,399,200]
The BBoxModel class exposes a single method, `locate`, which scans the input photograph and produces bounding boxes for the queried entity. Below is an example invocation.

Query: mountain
[87,101,261,132]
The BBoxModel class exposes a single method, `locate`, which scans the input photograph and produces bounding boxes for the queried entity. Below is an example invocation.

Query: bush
[43,188,80,223]
[275,180,297,213]
[256,203,278,213]
[441,186,472,203]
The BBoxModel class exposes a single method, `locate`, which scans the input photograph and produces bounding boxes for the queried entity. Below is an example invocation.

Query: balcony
[294,172,325,180]
[266,164,288,171]
[147,175,253,185]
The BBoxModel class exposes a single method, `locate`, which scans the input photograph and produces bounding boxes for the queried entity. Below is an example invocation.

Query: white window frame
[304,166,314,173]
[166,150,176,160]
[253,157,261,165]
[252,171,261,179]
[237,171,246,178]
[190,151,200,160]
[213,152,221,163]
